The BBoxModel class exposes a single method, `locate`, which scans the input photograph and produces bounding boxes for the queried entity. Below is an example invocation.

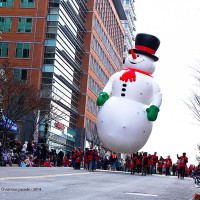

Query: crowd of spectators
[1,140,200,181]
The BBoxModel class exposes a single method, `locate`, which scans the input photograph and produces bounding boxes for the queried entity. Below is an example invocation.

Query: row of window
[87,96,100,116]
[92,34,121,73]
[93,14,123,59]
[94,0,124,59]
[90,55,109,86]
[85,116,97,136]
[0,0,35,8]
[93,16,122,71]
[0,17,33,33]
[88,75,103,97]
[0,42,30,58]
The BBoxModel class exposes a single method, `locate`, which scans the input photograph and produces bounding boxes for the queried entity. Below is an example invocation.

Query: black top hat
[129,33,160,61]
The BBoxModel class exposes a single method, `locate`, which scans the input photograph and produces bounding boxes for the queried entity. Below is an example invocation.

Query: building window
[87,96,90,110]
[13,69,28,83]
[0,17,12,32]
[18,18,33,32]
[15,43,30,58]
[20,0,35,7]
[0,42,9,57]
[0,0,13,7]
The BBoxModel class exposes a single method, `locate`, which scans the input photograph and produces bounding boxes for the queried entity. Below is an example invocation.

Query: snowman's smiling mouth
[130,59,144,64]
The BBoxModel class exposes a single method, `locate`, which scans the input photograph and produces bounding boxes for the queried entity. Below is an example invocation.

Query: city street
[0,167,199,200]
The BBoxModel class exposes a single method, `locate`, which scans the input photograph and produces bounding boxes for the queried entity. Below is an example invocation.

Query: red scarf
[120,68,153,82]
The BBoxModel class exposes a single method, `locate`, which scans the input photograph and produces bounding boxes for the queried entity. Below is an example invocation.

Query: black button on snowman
[96,33,162,154]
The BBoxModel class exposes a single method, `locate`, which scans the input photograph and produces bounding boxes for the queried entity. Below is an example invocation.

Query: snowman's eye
[137,55,139,57]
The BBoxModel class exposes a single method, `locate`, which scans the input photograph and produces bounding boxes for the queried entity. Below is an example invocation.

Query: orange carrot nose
[130,49,137,60]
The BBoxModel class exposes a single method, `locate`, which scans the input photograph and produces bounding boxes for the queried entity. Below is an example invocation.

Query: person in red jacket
[177,152,188,179]
[158,156,164,175]
[134,154,140,173]
[88,146,94,171]
[176,158,181,178]
[142,152,148,176]
[130,160,134,175]
[149,154,154,175]
[71,147,76,168]
[152,152,158,174]
[44,159,52,167]
[84,148,89,170]
[165,155,172,176]
[125,155,131,172]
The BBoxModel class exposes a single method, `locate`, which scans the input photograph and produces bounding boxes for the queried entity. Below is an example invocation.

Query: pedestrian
[149,154,154,175]
[71,147,76,168]
[172,164,177,176]
[152,152,158,174]
[74,150,81,169]
[130,159,134,175]
[165,155,172,176]
[177,152,188,179]
[125,155,131,172]
[58,149,64,167]
[84,148,89,170]
[142,152,148,176]
[134,154,140,173]
[88,146,94,171]
[94,149,99,170]
[158,156,164,175]
[27,141,33,155]
[110,152,117,171]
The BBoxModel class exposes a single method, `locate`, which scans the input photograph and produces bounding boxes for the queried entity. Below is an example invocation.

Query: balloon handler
[96,33,162,154]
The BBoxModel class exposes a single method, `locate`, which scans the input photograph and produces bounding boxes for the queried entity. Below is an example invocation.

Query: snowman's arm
[102,72,118,95]
[152,81,162,108]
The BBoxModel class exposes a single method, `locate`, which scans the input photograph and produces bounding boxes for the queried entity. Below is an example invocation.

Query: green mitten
[146,105,160,121]
[97,92,109,106]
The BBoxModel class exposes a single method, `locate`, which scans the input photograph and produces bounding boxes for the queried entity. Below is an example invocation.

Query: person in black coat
[58,149,64,167]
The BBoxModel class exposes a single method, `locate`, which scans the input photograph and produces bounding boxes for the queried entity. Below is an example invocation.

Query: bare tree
[0,62,47,147]
[186,67,200,122]
[186,65,200,162]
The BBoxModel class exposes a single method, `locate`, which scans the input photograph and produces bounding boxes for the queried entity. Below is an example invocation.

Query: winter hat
[129,33,160,61]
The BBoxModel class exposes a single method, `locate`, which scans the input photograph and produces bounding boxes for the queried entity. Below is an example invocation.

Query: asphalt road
[0,167,199,200]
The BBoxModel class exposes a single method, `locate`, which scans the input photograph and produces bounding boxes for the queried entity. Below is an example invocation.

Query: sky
[134,0,200,165]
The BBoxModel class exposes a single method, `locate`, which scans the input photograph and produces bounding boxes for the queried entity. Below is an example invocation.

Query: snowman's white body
[97,54,162,154]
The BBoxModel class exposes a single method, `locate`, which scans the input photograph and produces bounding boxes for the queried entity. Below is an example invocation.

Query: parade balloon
[96,33,162,154]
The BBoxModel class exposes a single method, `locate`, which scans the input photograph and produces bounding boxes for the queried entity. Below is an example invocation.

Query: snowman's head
[124,53,156,74]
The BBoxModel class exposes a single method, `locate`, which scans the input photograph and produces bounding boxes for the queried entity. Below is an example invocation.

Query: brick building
[0,0,126,152]
[0,0,48,142]
[77,0,126,149]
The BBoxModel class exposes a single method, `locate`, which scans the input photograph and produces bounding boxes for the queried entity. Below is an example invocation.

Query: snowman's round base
[97,97,152,154]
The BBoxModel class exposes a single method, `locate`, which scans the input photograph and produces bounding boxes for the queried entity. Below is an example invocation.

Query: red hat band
[135,45,156,55]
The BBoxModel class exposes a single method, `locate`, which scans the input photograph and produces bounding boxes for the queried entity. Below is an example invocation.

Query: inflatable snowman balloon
[96,33,162,154]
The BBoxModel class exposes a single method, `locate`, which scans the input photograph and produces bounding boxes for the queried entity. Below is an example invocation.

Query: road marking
[0,172,106,181]
[125,192,158,197]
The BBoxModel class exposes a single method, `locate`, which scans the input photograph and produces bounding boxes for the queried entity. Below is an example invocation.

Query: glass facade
[40,0,87,153]
[121,0,136,63]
